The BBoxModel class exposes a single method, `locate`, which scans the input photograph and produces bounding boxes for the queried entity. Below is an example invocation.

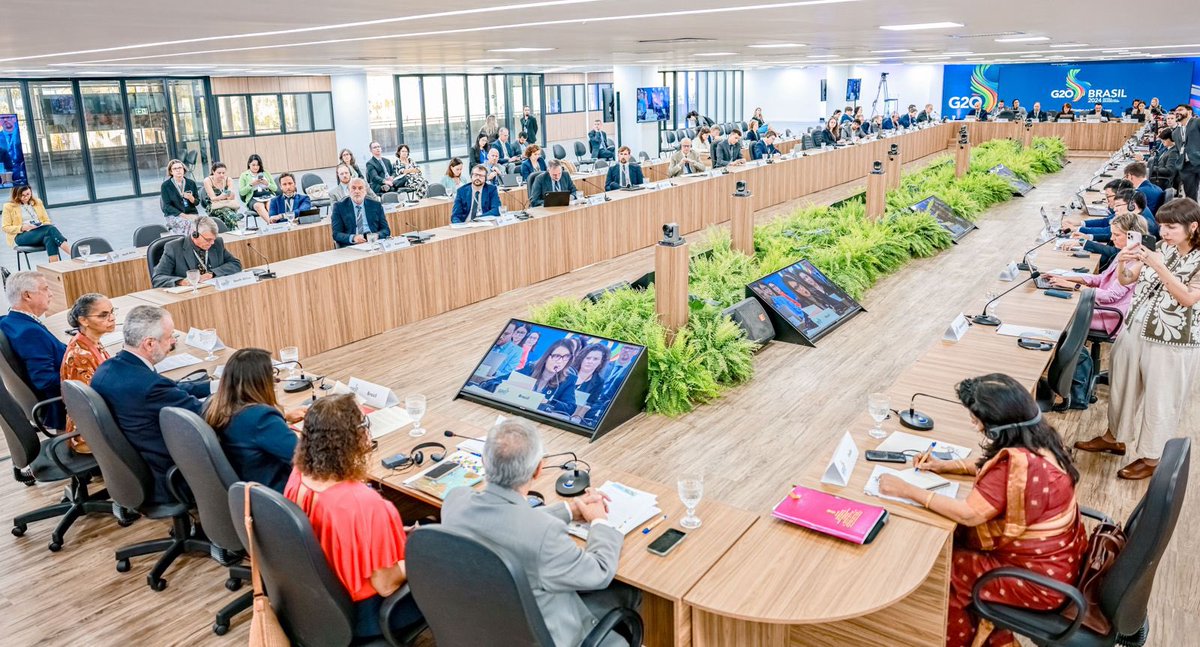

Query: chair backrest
[182,149,198,169]
[0,328,38,416]
[407,526,556,646]
[380,191,400,204]
[802,134,815,150]
[1164,187,1177,203]
[1046,288,1095,403]
[594,160,609,171]
[526,171,545,196]
[160,407,244,552]
[228,482,356,646]
[1100,437,1190,634]
[425,182,446,198]
[664,131,676,144]
[300,173,323,192]
[0,375,42,470]
[214,218,230,233]
[574,140,588,158]
[638,151,650,161]
[70,236,115,259]
[552,144,567,160]
[61,380,155,511]
[133,224,168,248]
[146,235,180,280]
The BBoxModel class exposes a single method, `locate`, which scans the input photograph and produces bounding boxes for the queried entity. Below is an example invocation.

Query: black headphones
[984,411,1043,441]
[409,441,446,466]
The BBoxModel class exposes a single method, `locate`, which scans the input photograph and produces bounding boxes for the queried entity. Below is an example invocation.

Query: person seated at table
[1070,178,1133,243]
[1075,189,1157,242]
[2,271,67,429]
[330,163,379,203]
[60,292,116,453]
[858,116,875,136]
[881,112,901,130]
[393,144,429,199]
[1148,97,1164,115]
[451,165,501,224]
[441,157,466,194]
[442,417,638,647]
[479,338,575,402]
[487,322,528,377]
[3,185,69,262]
[206,348,306,493]
[160,158,200,235]
[588,119,615,161]
[918,103,936,123]
[520,145,548,181]
[605,146,644,190]
[203,162,242,231]
[713,129,746,169]
[285,395,424,641]
[331,178,390,248]
[266,172,313,223]
[515,130,532,154]
[1090,102,1107,120]
[693,126,713,157]
[784,269,852,317]
[839,106,853,123]
[529,159,581,207]
[1058,102,1075,120]
[898,104,920,128]
[480,147,505,187]
[1127,99,1147,121]
[547,342,611,423]
[812,118,839,147]
[877,373,1087,647]
[1010,99,1027,121]
[491,127,522,164]
[469,134,491,171]
[365,141,399,194]
[1027,101,1048,122]
[744,119,761,142]
[338,148,365,180]
[1124,161,1164,215]
[151,216,243,288]
[966,105,989,121]
[667,138,708,178]
[1063,210,1149,271]
[238,154,277,226]
[752,131,780,160]
[91,305,213,503]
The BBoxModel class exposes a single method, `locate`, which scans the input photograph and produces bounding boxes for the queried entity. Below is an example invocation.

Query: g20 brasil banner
[941,60,1194,118]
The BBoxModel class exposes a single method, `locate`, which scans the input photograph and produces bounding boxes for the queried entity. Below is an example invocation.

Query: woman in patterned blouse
[59,293,115,453]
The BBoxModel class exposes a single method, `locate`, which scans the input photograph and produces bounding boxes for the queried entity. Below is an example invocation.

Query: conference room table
[958,120,1140,153]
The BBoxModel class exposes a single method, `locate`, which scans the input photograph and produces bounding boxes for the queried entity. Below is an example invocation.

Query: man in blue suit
[266,172,312,222]
[1,271,67,429]
[881,112,901,130]
[587,119,615,161]
[604,146,645,190]
[91,305,211,503]
[331,178,390,247]
[1124,162,1164,215]
[452,165,502,223]
[491,128,523,164]
[898,105,919,129]
[751,131,781,160]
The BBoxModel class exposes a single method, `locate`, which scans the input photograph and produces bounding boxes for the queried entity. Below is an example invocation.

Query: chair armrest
[580,607,644,647]
[972,567,1087,644]
[1080,506,1116,524]
[1093,305,1125,338]
[31,396,64,437]
[44,431,83,474]
[379,584,426,647]
[165,466,194,506]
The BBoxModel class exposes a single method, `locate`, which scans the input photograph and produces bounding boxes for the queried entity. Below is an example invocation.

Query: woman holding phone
[238,154,277,224]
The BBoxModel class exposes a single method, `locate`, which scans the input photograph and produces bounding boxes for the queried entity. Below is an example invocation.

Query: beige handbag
[244,483,291,647]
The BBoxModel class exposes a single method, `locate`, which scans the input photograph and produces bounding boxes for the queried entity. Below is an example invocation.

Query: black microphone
[1017,236,1057,272]
[542,451,591,497]
[443,430,481,443]
[578,173,611,201]
[403,220,433,244]
[272,360,312,393]
[245,242,276,280]
[898,392,963,431]
[973,270,1041,326]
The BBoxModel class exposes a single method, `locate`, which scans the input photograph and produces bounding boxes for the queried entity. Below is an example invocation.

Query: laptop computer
[295,208,322,224]
[501,173,522,188]
[542,191,571,207]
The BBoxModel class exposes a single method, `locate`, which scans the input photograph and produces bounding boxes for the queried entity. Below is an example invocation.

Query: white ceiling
[2,0,1198,77]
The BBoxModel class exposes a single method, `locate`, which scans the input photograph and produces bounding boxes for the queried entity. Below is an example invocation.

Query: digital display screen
[0,114,27,189]
[748,260,862,342]
[636,87,671,123]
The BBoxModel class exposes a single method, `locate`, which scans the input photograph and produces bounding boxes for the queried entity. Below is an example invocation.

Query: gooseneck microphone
[542,451,591,497]
[577,174,611,201]
[404,220,433,244]
[245,242,276,280]
[1017,236,1058,272]
[898,392,963,431]
[443,430,480,444]
[973,270,1041,326]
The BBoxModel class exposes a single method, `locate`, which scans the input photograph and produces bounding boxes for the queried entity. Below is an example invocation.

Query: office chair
[380,192,401,204]
[1083,305,1124,404]
[593,160,608,171]
[1036,288,1095,411]
[408,525,642,647]
[228,483,427,646]
[70,236,114,259]
[145,235,180,281]
[972,438,1190,647]
[301,172,332,213]
[132,223,168,248]
[160,407,252,636]
[802,134,815,150]
[14,244,40,270]
[638,151,650,162]
[61,380,213,591]
[574,141,596,171]
[526,171,545,198]
[182,150,199,179]
[552,144,568,161]
[424,183,447,198]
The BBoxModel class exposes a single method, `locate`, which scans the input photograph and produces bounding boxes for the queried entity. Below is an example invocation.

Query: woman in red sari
[879,373,1088,647]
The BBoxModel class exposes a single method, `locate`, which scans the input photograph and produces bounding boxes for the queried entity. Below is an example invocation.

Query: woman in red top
[285,394,423,639]
[60,293,115,453]
[879,374,1088,647]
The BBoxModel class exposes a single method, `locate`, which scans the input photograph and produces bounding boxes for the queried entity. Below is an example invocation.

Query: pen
[641,514,668,534]
[916,442,937,471]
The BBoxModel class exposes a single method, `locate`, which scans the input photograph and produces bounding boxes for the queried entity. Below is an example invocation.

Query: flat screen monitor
[0,114,27,189]
[746,260,863,345]
[458,319,648,437]
[911,195,976,242]
[636,87,671,123]
[988,164,1035,196]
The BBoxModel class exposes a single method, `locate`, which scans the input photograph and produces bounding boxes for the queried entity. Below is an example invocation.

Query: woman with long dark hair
[482,338,575,400]
[878,373,1087,647]
[3,185,69,261]
[238,154,276,224]
[338,148,365,179]
[551,343,610,418]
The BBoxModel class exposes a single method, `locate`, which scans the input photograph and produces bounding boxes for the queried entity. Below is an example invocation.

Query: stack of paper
[996,324,1061,341]
[366,406,414,439]
[567,481,660,539]
[864,466,960,507]
[154,353,203,374]
[875,430,973,460]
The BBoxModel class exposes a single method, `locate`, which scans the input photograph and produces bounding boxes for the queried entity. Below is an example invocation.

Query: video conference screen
[459,319,645,432]
[0,114,27,189]
[636,87,671,123]
[911,195,976,241]
[748,260,862,342]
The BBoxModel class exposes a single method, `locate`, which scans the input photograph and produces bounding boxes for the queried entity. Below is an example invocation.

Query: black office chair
[802,134,815,150]
[145,235,180,281]
[380,192,401,204]
[997,110,1016,121]
[213,218,230,233]
[424,183,447,198]
[160,407,252,636]
[61,380,212,591]
[407,525,643,647]
[69,236,114,259]
[1036,288,1095,411]
[552,144,568,161]
[685,128,696,139]
[301,172,332,213]
[228,483,427,646]
[972,437,1190,647]
[14,243,41,270]
[593,160,609,171]
[526,171,545,198]
[132,223,168,248]
[638,151,650,162]
[574,141,596,171]
[1084,305,1125,404]
[182,149,199,179]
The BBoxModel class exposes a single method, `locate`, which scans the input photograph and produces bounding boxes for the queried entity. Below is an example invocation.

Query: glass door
[169,79,210,179]
[80,81,136,199]
[29,81,87,204]
[127,80,171,193]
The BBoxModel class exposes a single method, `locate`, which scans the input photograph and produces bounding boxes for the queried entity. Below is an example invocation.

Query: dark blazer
[365,156,397,194]
[218,404,296,493]
[881,117,899,130]
[743,129,760,142]
[160,178,199,217]
[713,140,742,168]
[604,162,644,190]
[1028,109,1048,122]
[520,114,539,143]
[899,113,918,128]
[0,311,67,428]
[1176,119,1200,170]
[1137,180,1165,214]
[751,141,779,160]
[519,157,547,181]
[529,171,577,207]
[267,192,312,218]
[331,198,390,247]
[491,139,522,164]
[1152,146,1184,185]
[588,130,614,157]
[451,183,502,223]
[812,128,838,147]
[151,237,243,288]
[91,350,209,503]
[469,146,489,171]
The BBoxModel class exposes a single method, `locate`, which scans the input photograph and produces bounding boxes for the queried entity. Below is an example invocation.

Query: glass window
[397,76,424,159]
[251,95,281,134]
[282,94,313,132]
[446,76,469,158]
[547,86,561,114]
[218,95,250,137]
[368,75,398,152]
[560,86,575,113]
[574,85,585,113]
[588,84,600,112]
[29,81,87,204]
[0,82,38,194]
[312,92,333,130]
[467,75,487,139]
[423,76,447,161]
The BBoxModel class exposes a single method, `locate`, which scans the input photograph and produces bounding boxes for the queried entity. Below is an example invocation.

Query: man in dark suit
[917,104,936,123]
[1150,128,1184,190]
[898,105,919,128]
[365,141,398,194]
[266,172,313,222]
[713,129,746,168]
[451,165,502,223]
[520,106,539,144]
[881,112,901,130]
[587,119,615,161]
[1,271,67,429]
[604,146,645,190]
[151,216,243,288]
[1124,162,1165,214]
[751,131,781,160]
[491,128,522,164]
[1028,102,1048,122]
[91,305,211,503]
[331,178,390,247]
[1174,104,1200,200]
[529,159,581,207]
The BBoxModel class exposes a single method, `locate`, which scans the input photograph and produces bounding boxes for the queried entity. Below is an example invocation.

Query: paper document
[366,406,414,439]
[154,352,203,374]
[454,435,487,454]
[164,283,215,294]
[865,465,960,507]
[568,481,660,539]
[996,324,1060,341]
[875,430,972,460]
[99,331,125,348]
[449,220,496,229]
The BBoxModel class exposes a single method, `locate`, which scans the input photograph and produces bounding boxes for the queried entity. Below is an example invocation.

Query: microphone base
[253,270,277,280]
[556,470,590,497]
[898,409,935,431]
[281,379,313,393]
[972,314,1001,326]
[1016,263,1032,272]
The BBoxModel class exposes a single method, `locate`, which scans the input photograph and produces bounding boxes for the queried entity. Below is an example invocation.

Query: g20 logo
[947,96,983,110]
[1049,89,1075,99]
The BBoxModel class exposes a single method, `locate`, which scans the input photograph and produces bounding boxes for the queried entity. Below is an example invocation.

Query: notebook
[771,485,888,544]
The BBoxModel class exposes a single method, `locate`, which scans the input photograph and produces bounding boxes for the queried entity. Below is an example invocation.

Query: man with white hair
[667,137,708,178]
[442,417,640,646]
[150,215,243,288]
[331,177,390,247]
[1,271,67,428]
[90,305,211,502]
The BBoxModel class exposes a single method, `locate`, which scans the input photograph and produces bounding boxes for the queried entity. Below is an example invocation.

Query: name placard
[212,271,258,291]
[378,236,411,252]
[184,327,226,353]
[998,261,1020,282]
[257,222,292,235]
[820,431,859,487]
[497,213,520,226]
[655,180,672,190]
[586,194,606,206]
[347,376,399,409]
[943,313,971,342]
[107,248,141,262]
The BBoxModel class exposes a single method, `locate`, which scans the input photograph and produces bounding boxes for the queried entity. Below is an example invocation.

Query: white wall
[743,64,945,124]
[743,67,827,125]
[846,64,944,118]
[331,73,370,160]
[612,64,661,155]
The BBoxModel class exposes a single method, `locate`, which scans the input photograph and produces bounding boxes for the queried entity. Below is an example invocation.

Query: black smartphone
[647,528,687,556]
[865,450,908,464]
[423,462,458,481]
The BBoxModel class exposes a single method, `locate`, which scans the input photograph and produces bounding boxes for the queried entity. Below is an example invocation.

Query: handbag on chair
[244,483,291,647]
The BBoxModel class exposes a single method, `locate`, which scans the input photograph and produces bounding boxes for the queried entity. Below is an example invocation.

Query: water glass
[678,473,704,529]
[868,392,890,439]
[186,269,201,293]
[78,244,91,260]
[202,328,219,362]
[366,231,380,251]
[279,346,300,378]
[406,394,427,437]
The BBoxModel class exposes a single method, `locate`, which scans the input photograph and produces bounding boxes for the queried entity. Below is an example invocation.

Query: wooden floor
[2,152,1195,646]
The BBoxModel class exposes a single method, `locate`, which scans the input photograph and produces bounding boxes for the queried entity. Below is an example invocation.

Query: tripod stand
[870,72,891,118]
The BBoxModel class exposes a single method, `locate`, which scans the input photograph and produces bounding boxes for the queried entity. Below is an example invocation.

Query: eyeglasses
[87,307,118,320]
[548,352,572,360]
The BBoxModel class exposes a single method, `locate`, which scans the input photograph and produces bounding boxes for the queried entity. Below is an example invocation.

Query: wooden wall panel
[545,113,614,144]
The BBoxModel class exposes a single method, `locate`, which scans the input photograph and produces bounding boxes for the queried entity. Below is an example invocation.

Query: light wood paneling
[211,76,330,95]
[958,121,1139,152]
[545,113,613,145]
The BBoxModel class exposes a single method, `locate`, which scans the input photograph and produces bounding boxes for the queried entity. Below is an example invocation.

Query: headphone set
[380,441,446,470]
[984,411,1043,441]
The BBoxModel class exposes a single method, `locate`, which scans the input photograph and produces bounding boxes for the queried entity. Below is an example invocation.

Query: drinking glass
[186,269,201,293]
[202,329,219,362]
[407,394,427,437]
[78,244,91,260]
[678,473,704,529]
[868,392,890,439]
[279,346,299,378]
[366,231,380,251]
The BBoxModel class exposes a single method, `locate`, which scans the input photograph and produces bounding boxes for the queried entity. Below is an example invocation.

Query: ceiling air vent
[948,31,1023,39]
[637,37,715,45]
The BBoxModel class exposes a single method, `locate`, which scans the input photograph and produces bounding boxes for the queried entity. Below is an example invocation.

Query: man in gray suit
[442,418,640,646]
[151,216,243,288]
[1173,104,1200,200]
[667,138,708,178]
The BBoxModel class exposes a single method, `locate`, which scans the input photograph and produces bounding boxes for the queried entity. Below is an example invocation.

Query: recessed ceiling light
[859,60,881,65]
[807,54,842,59]
[963,58,985,62]
[748,43,806,49]
[695,52,736,57]
[879,22,963,31]
[488,47,555,52]
[995,36,1050,43]
[1050,43,1088,48]
[1101,49,1128,53]
[945,51,974,55]
[466,58,513,63]
[870,48,910,53]
[1019,54,1043,58]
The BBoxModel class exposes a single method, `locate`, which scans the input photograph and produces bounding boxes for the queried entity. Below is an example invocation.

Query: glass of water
[678,473,704,529]
[406,394,427,437]
[186,269,201,293]
[279,346,299,378]
[366,231,379,251]
[202,328,219,362]
[868,392,890,439]
[78,244,91,260]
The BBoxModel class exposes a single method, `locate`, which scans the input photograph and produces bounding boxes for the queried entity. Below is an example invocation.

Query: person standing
[520,106,539,145]
[1173,104,1200,200]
